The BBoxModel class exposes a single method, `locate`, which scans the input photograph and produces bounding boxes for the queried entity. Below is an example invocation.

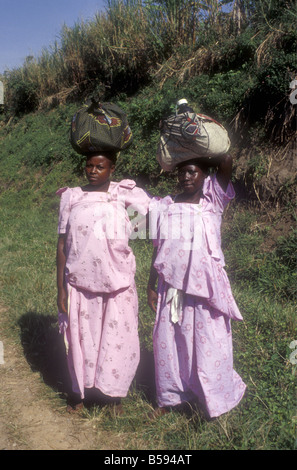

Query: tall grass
[1,0,296,136]
[2,0,163,111]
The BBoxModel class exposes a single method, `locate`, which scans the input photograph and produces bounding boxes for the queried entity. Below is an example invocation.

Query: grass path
[0,306,125,450]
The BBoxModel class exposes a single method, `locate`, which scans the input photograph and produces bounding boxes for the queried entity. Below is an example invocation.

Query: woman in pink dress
[147,154,246,419]
[56,151,151,412]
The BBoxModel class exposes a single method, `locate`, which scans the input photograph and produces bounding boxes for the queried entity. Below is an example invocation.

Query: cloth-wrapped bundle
[156,103,230,172]
[70,99,133,155]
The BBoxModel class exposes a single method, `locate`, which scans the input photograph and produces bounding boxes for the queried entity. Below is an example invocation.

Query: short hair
[176,159,208,174]
[85,151,117,165]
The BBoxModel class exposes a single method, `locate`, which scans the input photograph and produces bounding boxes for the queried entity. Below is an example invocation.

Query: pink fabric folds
[153,278,246,418]
[57,180,150,293]
[149,175,243,321]
[150,175,246,417]
[65,283,140,399]
[57,180,151,399]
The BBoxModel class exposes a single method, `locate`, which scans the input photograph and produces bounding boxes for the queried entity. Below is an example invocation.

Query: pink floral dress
[149,175,246,417]
[57,180,150,399]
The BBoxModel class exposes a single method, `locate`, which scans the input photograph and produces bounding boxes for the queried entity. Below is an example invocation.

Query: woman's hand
[57,286,68,313]
[56,234,67,313]
[147,285,158,313]
[197,153,233,192]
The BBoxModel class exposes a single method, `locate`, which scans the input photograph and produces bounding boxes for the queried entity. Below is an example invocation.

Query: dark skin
[147,153,233,313]
[56,154,115,314]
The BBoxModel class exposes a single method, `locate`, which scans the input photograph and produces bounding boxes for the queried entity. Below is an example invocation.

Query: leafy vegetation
[1,1,296,132]
[0,0,296,450]
[1,0,295,196]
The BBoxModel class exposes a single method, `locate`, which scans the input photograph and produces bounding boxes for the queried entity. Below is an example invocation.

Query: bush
[8,78,39,115]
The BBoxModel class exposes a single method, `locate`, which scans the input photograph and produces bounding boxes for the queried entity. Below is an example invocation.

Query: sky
[0,0,107,74]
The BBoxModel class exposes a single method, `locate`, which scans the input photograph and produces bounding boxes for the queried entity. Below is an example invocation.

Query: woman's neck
[175,190,203,204]
[81,181,111,192]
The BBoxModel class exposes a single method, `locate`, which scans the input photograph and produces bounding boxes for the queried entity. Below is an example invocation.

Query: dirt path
[0,310,119,450]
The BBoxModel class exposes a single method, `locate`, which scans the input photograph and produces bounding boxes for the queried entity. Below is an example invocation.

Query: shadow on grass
[18,311,156,405]
[18,311,73,400]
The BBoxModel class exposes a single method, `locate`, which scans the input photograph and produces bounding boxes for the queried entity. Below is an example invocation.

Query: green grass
[0,162,296,450]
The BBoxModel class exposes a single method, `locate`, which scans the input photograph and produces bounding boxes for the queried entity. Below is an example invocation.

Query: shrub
[7,77,39,115]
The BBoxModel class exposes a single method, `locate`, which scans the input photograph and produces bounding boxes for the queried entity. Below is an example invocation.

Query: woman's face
[85,155,115,190]
[177,163,206,195]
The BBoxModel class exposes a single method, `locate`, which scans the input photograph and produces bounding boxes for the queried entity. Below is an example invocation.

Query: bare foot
[108,402,124,417]
[66,401,84,414]
[148,407,170,420]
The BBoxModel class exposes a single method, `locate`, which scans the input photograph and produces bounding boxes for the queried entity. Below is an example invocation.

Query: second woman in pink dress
[147,154,246,419]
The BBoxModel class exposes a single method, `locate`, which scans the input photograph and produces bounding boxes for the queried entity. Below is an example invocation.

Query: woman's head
[84,152,116,190]
[86,150,117,165]
[176,159,208,196]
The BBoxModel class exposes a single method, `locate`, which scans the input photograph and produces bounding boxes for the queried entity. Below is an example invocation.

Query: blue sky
[0,0,106,74]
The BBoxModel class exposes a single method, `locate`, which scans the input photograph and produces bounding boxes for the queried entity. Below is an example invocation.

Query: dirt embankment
[233,137,296,202]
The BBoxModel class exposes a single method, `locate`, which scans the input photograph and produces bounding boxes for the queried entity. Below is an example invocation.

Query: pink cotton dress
[149,175,246,418]
[57,180,150,399]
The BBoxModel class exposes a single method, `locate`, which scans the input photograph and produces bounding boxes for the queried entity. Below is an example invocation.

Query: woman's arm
[198,153,232,192]
[147,246,158,313]
[215,153,233,192]
[56,234,67,313]
[204,153,232,192]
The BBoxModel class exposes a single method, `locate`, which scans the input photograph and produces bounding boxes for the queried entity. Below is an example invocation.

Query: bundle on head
[156,99,230,172]
[70,98,133,156]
